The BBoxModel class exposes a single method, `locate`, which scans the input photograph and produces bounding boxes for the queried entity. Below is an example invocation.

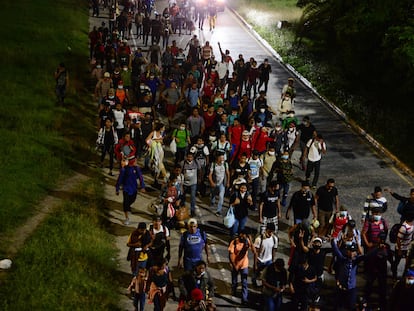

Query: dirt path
[0,173,88,260]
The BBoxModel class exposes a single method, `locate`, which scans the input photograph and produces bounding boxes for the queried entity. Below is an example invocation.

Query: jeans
[232,216,248,237]
[210,183,225,214]
[305,159,321,187]
[264,293,283,311]
[252,260,272,286]
[133,292,146,311]
[231,267,248,302]
[251,178,259,209]
[279,182,290,206]
[184,184,197,214]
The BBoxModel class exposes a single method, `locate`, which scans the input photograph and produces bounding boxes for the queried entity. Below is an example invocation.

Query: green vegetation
[231,0,414,169]
[0,0,121,309]
[0,179,120,310]
[0,0,92,239]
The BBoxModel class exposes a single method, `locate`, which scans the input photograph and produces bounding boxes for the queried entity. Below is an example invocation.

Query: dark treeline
[294,0,414,168]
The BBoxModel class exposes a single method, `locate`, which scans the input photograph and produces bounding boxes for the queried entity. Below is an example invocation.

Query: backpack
[389,223,402,244]
[210,161,228,186]
[149,225,169,256]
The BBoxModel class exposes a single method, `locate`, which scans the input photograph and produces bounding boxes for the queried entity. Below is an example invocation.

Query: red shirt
[229,125,244,145]
[235,139,252,160]
[170,46,179,57]
[203,111,216,130]
[332,217,348,238]
[253,130,273,153]
[202,82,215,98]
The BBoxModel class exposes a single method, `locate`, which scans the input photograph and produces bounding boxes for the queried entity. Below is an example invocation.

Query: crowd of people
[87,1,414,310]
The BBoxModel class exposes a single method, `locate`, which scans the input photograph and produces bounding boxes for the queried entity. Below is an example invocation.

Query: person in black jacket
[286,181,317,224]
[230,183,253,237]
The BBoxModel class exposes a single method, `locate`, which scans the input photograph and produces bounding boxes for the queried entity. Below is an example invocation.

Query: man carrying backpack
[178,218,209,271]
[252,223,278,288]
[208,152,230,217]
[148,215,171,267]
[181,153,199,217]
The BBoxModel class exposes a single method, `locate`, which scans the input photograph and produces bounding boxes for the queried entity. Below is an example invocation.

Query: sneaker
[123,218,130,225]
[215,212,221,217]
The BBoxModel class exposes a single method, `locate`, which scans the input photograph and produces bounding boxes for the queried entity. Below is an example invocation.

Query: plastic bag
[223,206,235,228]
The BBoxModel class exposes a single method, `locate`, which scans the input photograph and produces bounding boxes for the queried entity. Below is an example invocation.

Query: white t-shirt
[248,158,263,180]
[254,234,278,263]
[306,138,326,162]
[152,225,170,238]
[113,109,126,129]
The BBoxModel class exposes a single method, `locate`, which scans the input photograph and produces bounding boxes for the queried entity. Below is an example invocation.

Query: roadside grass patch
[0,179,120,310]
[0,0,90,238]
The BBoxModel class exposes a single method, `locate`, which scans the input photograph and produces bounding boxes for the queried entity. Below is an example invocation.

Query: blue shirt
[332,241,365,290]
[180,229,207,261]
[116,165,145,195]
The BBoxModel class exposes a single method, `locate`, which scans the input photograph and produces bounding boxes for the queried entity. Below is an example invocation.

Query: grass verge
[0,0,95,243]
[0,178,120,310]
[0,0,123,309]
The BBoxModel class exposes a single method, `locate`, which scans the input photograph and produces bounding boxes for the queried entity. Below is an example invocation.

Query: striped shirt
[362,218,388,244]
[397,222,414,251]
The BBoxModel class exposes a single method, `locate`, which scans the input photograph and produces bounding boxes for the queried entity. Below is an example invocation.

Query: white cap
[188,218,197,226]
[312,237,322,244]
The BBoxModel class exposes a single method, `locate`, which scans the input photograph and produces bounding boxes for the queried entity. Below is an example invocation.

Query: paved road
[89,2,414,310]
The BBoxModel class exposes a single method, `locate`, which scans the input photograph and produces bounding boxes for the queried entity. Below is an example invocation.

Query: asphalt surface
[89,2,414,310]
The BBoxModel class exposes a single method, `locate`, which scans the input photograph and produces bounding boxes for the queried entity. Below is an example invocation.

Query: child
[128,267,148,311]
[146,258,174,310]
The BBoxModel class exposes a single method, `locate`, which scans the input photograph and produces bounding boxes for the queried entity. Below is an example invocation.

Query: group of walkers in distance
[87,0,414,310]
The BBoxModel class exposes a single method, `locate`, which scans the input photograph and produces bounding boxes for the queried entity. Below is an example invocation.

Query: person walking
[257,58,272,94]
[304,133,326,189]
[115,158,146,225]
[178,218,210,271]
[315,178,340,238]
[259,180,281,235]
[54,62,69,105]
[228,229,256,306]
[286,181,317,224]
[262,258,288,311]
[208,152,230,217]
[230,183,253,237]
[252,223,278,288]
[96,118,118,176]
[181,152,199,217]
